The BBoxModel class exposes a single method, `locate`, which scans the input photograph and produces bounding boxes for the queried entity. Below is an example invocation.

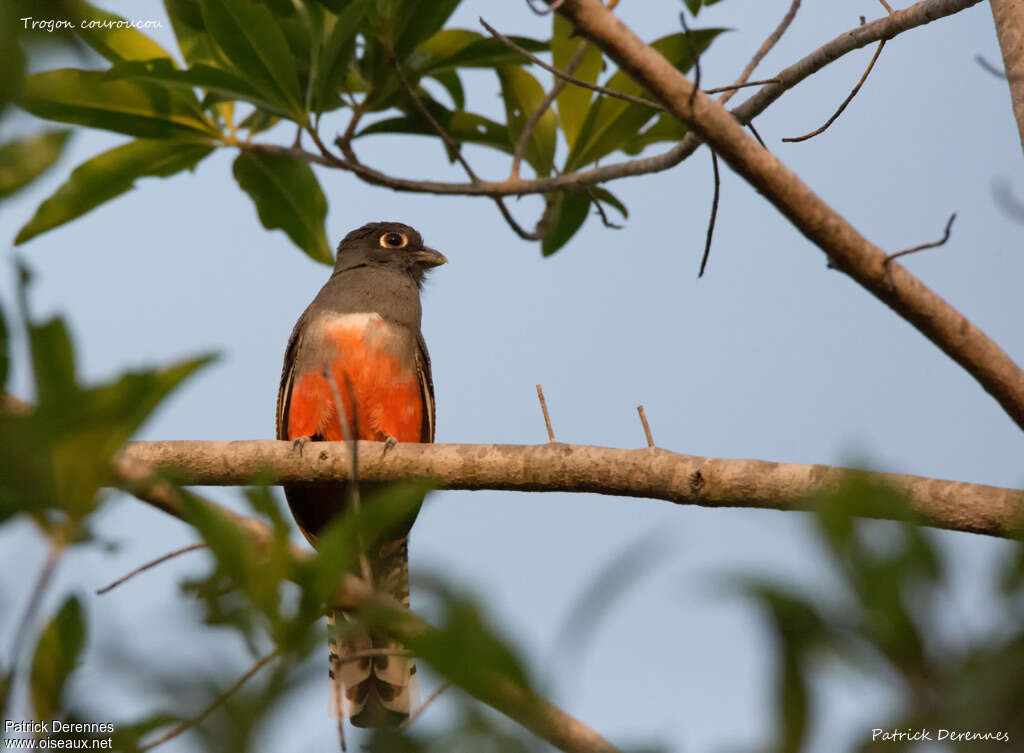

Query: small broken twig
[536,384,556,442]
[885,213,957,264]
[636,406,655,448]
[698,150,721,277]
[747,121,767,149]
[97,543,206,595]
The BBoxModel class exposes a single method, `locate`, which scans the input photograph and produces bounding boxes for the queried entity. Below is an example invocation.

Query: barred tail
[328,537,419,728]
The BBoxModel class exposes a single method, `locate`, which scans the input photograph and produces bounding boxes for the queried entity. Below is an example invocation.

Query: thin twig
[139,649,281,752]
[636,406,655,448]
[678,12,701,110]
[513,40,590,179]
[747,121,767,148]
[536,384,556,442]
[782,39,886,142]
[401,681,452,729]
[719,0,801,106]
[480,18,661,110]
[2,541,64,714]
[703,78,780,95]
[96,543,206,595]
[698,150,721,277]
[885,213,956,263]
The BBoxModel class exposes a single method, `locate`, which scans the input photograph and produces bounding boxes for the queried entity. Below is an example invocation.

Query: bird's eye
[379,232,408,249]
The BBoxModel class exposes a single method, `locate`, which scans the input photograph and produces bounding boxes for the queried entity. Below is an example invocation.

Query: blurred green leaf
[301,482,430,607]
[199,0,304,119]
[313,0,370,113]
[497,66,555,177]
[622,111,688,155]
[238,108,279,136]
[565,29,724,171]
[552,15,602,150]
[18,69,219,141]
[15,139,214,245]
[0,130,70,199]
[71,0,172,63]
[30,596,86,722]
[552,531,668,667]
[232,150,331,264]
[165,0,228,68]
[105,58,290,116]
[542,190,590,256]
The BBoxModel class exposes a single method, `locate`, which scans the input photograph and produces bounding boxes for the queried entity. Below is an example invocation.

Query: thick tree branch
[990,0,1024,156]
[552,0,1024,433]
[116,441,1024,539]
[242,0,978,199]
[111,453,621,753]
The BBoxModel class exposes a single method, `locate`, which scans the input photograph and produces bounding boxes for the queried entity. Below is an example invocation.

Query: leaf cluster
[7,0,728,259]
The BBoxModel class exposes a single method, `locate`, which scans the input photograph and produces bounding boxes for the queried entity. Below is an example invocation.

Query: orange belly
[287,325,422,443]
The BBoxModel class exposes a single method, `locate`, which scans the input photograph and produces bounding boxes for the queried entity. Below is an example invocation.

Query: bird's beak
[414,247,448,268]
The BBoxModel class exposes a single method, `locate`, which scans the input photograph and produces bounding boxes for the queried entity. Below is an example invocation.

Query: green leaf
[565,29,725,171]
[392,0,462,60]
[232,151,331,264]
[165,0,229,68]
[238,108,279,136]
[16,139,214,245]
[590,186,628,219]
[72,0,173,63]
[542,190,591,256]
[622,110,688,155]
[106,59,290,117]
[18,69,220,141]
[682,0,727,17]
[30,596,86,722]
[199,0,304,118]
[429,70,464,111]
[497,66,556,177]
[552,15,602,150]
[0,131,71,199]
[357,105,510,154]
[313,0,370,113]
[413,30,547,75]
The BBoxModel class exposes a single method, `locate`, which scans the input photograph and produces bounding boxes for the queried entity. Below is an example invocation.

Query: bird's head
[333,221,447,286]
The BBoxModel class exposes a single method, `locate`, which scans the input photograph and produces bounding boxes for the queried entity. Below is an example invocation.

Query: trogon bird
[276,221,446,728]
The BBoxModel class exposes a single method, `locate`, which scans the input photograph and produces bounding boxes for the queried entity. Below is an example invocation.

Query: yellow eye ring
[379,232,408,249]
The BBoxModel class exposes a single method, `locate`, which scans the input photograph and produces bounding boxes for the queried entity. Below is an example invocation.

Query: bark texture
[118,440,1024,538]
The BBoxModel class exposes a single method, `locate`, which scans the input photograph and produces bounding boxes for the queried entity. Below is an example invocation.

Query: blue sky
[2,1,1023,751]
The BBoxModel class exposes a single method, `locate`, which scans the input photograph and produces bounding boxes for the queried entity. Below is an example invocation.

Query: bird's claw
[292,436,312,456]
[382,436,398,457]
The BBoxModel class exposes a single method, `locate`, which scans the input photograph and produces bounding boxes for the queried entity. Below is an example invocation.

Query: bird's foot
[292,436,312,456]
[382,436,398,457]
